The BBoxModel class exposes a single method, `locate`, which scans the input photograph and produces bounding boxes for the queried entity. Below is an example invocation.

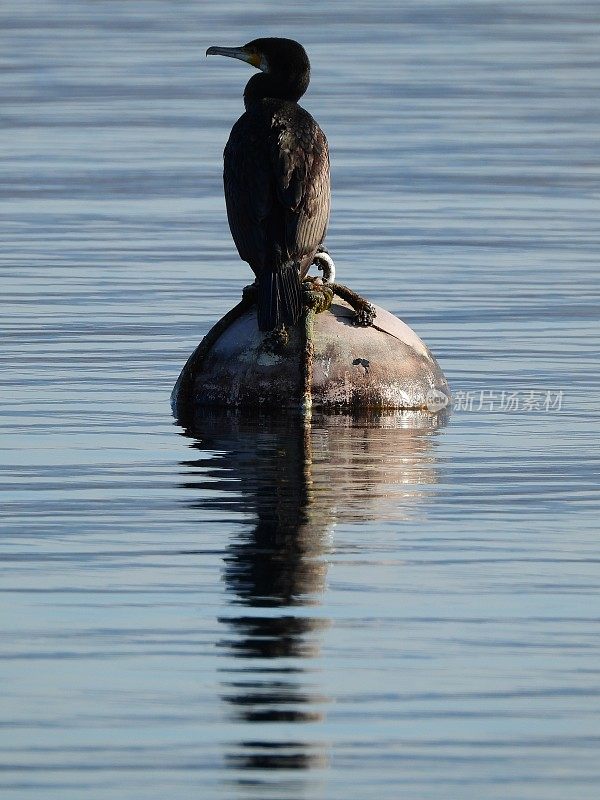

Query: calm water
[2,1,600,798]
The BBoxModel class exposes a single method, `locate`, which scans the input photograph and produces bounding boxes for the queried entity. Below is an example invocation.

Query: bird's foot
[351,302,376,327]
[312,247,336,284]
[242,282,258,303]
[263,324,289,354]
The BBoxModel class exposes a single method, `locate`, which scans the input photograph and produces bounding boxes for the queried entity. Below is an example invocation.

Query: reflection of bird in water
[179,411,445,780]
[181,413,328,606]
[206,38,330,332]
[181,413,329,777]
[181,409,445,610]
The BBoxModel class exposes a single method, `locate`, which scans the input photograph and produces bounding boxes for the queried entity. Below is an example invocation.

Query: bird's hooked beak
[206,45,266,72]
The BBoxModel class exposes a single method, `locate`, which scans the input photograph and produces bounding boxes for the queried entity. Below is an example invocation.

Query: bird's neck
[244,71,309,109]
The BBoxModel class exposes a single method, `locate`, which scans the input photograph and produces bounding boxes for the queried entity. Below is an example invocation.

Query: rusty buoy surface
[172,295,450,413]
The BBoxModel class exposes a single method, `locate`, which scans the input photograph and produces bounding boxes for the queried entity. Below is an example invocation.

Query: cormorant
[206,38,330,331]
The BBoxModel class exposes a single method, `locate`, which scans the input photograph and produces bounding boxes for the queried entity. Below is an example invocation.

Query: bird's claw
[242,282,258,302]
[352,302,376,327]
[263,325,289,353]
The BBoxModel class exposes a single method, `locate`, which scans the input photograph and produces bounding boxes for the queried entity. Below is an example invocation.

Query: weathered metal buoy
[172,278,450,416]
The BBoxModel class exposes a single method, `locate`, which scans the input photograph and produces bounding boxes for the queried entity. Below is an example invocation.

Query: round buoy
[172,292,450,414]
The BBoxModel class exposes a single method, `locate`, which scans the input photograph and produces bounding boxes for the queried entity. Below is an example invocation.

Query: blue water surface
[1,2,599,798]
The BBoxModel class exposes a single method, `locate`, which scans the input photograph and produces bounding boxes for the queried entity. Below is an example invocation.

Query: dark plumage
[206,38,330,331]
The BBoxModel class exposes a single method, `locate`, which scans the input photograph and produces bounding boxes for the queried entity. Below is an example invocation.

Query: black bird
[206,38,330,331]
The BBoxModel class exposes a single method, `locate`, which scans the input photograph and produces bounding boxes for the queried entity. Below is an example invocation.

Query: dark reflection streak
[177,411,333,789]
[226,739,328,772]
[176,409,444,792]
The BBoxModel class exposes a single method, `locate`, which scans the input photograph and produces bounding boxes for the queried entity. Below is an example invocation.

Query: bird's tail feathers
[257,265,302,332]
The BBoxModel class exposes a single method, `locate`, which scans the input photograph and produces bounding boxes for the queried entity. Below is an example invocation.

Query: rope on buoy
[330,283,376,327]
[313,247,376,325]
[300,277,375,412]
[301,279,334,412]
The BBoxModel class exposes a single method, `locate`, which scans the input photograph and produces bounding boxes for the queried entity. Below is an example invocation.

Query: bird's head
[206,37,310,106]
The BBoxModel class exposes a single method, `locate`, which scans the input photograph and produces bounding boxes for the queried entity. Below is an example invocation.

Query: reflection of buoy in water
[172,279,450,415]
